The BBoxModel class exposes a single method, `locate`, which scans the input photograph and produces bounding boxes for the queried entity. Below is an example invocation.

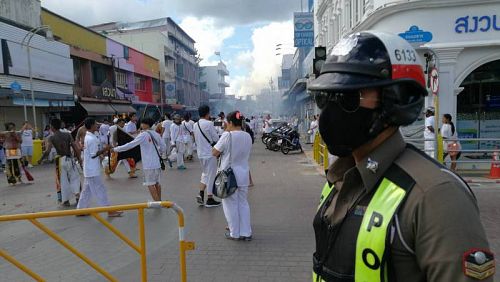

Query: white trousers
[185,137,194,157]
[77,176,110,209]
[222,186,251,238]
[118,159,131,172]
[424,141,435,159]
[176,141,185,167]
[163,137,171,158]
[59,156,81,202]
[199,157,217,196]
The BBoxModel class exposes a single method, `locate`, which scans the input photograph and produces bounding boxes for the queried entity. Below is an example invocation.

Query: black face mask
[319,102,378,157]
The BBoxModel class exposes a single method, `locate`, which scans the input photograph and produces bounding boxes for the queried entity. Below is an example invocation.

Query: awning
[169,104,185,110]
[111,104,136,114]
[117,87,134,95]
[79,102,116,116]
[12,97,75,107]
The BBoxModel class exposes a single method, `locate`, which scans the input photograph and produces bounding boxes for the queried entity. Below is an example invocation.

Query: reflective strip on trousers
[355,178,406,282]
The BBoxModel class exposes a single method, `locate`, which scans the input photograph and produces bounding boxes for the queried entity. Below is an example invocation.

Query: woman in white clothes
[440,113,461,171]
[212,111,253,241]
[182,114,195,161]
[170,114,187,170]
[309,115,319,144]
[161,113,173,158]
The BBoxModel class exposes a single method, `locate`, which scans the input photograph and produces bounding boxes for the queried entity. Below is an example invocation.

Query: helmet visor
[308,72,390,92]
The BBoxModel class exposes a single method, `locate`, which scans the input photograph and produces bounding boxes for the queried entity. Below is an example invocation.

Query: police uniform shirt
[319,130,492,282]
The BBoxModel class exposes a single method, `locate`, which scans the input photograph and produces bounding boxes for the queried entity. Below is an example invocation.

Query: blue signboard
[398,26,433,43]
[10,81,22,94]
[294,12,314,48]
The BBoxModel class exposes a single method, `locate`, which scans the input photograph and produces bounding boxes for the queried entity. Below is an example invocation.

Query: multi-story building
[315,0,500,148]
[90,18,201,113]
[200,62,230,114]
[0,0,74,131]
[41,8,160,123]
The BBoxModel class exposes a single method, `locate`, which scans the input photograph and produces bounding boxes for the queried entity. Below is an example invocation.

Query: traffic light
[313,46,327,78]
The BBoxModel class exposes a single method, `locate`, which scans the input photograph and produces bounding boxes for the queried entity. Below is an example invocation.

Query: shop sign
[294,12,314,47]
[94,80,117,99]
[398,26,433,43]
[455,15,500,33]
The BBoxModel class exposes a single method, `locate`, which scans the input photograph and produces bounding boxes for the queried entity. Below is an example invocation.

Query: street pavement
[1,142,499,281]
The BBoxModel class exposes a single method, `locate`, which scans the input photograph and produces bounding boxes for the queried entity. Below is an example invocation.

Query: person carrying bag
[213,132,238,198]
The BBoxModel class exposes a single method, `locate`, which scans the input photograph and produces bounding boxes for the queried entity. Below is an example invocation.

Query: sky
[41,0,308,96]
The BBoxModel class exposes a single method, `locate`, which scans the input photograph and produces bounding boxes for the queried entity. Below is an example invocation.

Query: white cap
[113,118,119,124]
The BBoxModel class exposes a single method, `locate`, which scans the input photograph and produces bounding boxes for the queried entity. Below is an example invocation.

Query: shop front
[353,0,500,149]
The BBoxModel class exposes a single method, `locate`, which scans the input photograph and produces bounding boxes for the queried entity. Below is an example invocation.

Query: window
[123,46,129,59]
[135,75,146,91]
[177,63,184,77]
[116,71,127,88]
[91,62,107,85]
[153,78,160,93]
[73,59,82,87]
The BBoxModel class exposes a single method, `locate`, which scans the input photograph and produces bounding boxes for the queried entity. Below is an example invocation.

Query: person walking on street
[308,31,494,282]
[182,114,195,161]
[39,119,82,206]
[308,115,318,144]
[20,122,34,168]
[193,105,221,208]
[125,113,139,136]
[77,118,122,217]
[170,114,187,170]
[113,118,166,201]
[99,119,110,147]
[424,107,436,158]
[161,113,173,159]
[441,114,461,172]
[1,123,25,184]
[106,118,136,178]
[213,111,253,241]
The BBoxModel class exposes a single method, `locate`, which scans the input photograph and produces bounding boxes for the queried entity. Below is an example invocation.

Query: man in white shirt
[424,107,436,158]
[77,118,122,217]
[193,105,221,208]
[161,113,173,159]
[125,113,138,136]
[20,122,34,167]
[99,119,110,146]
[182,114,195,161]
[113,118,166,201]
[170,114,187,169]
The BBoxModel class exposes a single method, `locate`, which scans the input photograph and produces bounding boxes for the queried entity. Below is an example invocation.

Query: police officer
[309,31,495,282]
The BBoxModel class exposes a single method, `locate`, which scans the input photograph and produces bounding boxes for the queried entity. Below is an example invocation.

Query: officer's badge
[462,249,495,280]
[366,158,378,174]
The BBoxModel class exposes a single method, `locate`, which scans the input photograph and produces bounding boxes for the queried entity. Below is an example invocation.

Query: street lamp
[21,25,54,139]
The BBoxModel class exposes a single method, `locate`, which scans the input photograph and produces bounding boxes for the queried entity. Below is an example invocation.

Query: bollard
[32,139,43,166]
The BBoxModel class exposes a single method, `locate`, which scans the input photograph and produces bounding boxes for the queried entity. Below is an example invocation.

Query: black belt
[313,253,354,282]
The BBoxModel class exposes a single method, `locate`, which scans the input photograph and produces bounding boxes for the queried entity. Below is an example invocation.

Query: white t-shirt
[125,121,137,134]
[264,120,272,134]
[182,120,194,142]
[83,132,101,178]
[99,124,110,144]
[109,125,118,146]
[214,131,252,187]
[114,130,166,170]
[194,119,219,159]
[21,129,33,147]
[170,123,187,145]
[310,120,318,132]
[440,123,459,152]
[162,120,173,139]
[424,116,435,140]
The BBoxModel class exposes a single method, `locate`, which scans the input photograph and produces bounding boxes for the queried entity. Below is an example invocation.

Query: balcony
[218,81,230,88]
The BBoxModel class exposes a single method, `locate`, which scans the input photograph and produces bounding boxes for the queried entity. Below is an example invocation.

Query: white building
[200,62,230,114]
[315,0,500,147]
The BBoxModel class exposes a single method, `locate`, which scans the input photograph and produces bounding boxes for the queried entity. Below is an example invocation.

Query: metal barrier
[313,132,329,171]
[0,201,195,282]
[405,136,500,166]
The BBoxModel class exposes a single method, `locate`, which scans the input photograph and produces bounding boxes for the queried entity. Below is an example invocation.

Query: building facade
[90,18,201,112]
[41,8,160,123]
[315,0,500,148]
[200,62,230,114]
[0,5,74,130]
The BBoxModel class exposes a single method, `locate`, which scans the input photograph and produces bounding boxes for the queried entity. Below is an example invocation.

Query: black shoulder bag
[197,122,216,147]
[147,131,165,171]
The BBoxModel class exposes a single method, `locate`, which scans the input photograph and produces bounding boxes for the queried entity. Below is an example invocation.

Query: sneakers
[28,164,34,168]
[177,165,186,170]
[167,159,173,168]
[196,195,204,206]
[224,231,240,241]
[239,236,253,241]
[205,198,221,208]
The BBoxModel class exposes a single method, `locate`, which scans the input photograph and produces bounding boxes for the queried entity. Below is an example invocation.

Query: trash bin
[32,139,43,166]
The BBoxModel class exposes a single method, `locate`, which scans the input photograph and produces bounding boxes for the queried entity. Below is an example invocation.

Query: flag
[116,127,141,163]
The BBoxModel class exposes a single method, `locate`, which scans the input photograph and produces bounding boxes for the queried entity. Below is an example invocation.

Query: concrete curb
[464,178,500,184]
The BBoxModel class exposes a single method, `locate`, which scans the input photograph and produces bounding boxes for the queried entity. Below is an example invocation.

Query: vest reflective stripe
[355,178,406,282]
[313,179,407,282]
[318,182,334,210]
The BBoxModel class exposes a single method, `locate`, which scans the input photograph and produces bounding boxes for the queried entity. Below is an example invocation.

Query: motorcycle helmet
[308,31,428,137]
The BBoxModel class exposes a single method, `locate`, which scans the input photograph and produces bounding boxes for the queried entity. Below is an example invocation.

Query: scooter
[280,130,303,154]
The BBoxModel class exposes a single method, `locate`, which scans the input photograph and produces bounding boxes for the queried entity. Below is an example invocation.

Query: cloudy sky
[42,0,310,96]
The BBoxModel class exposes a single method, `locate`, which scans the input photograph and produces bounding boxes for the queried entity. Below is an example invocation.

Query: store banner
[294,12,314,48]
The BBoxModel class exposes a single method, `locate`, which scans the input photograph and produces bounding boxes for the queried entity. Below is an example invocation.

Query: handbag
[147,131,165,171]
[213,132,238,199]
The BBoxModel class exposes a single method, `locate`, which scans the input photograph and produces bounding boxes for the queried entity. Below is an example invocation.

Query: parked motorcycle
[281,130,303,154]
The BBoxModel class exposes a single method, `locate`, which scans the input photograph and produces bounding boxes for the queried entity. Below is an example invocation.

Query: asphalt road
[0,142,498,281]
